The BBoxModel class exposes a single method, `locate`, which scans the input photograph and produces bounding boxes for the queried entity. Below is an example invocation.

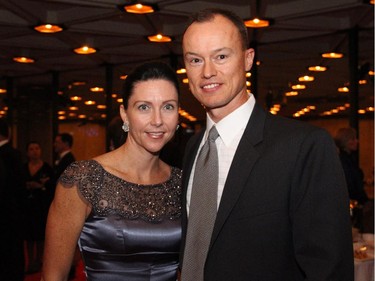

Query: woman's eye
[164,104,175,110]
[138,104,149,111]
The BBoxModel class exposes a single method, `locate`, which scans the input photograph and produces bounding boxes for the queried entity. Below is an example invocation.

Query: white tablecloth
[355,258,374,281]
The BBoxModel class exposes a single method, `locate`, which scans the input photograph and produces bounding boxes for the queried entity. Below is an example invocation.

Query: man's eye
[218,54,227,60]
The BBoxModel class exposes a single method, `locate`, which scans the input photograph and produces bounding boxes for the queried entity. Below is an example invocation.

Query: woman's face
[121,79,179,154]
[27,143,42,160]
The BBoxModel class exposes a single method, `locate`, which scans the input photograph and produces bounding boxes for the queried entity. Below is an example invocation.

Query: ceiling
[0,0,373,123]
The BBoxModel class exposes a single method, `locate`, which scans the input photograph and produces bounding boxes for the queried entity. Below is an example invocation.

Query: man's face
[182,15,254,121]
[54,136,66,154]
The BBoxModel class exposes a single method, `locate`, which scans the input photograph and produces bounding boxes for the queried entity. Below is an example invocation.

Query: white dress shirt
[186,94,255,213]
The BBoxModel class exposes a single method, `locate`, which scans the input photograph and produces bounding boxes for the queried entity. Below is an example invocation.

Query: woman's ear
[119,104,128,123]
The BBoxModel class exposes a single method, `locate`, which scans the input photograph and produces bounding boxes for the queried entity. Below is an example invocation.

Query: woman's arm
[41,182,90,281]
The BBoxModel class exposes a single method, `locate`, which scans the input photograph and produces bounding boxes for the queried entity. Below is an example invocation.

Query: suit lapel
[210,103,266,246]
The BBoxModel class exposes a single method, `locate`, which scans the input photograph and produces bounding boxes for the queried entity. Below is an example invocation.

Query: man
[53,133,76,180]
[180,8,354,281]
[334,127,368,205]
[0,118,25,281]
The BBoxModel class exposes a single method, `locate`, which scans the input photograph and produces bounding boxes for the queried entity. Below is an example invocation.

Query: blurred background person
[23,141,53,274]
[334,127,370,232]
[53,133,76,184]
[0,118,26,281]
[334,127,368,205]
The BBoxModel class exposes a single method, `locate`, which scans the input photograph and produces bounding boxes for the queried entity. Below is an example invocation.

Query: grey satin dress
[59,160,182,281]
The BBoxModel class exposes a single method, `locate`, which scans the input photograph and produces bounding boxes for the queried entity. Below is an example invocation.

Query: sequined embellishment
[59,160,182,222]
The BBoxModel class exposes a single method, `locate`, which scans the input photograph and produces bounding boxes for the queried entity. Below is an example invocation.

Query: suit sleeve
[290,128,354,280]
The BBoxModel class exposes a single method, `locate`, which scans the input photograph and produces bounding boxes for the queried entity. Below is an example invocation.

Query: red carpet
[25,260,86,281]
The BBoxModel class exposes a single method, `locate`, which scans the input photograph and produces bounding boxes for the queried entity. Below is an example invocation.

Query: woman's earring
[176,124,180,131]
[122,122,129,132]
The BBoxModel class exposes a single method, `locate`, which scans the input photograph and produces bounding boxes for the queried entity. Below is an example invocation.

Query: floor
[24,244,86,281]
[25,261,86,281]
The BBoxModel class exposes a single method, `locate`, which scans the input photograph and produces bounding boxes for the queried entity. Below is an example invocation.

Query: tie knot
[208,126,219,142]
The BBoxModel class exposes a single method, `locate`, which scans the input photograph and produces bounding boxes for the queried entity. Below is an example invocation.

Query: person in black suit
[0,118,25,281]
[180,8,354,281]
[334,127,368,205]
[53,133,76,180]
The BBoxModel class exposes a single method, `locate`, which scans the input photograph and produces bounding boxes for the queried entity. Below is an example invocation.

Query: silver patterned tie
[182,126,219,281]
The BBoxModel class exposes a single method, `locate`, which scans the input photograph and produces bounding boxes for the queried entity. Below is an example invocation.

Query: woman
[41,61,182,281]
[23,141,53,274]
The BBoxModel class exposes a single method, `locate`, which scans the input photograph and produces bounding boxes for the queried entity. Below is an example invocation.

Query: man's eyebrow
[184,47,230,57]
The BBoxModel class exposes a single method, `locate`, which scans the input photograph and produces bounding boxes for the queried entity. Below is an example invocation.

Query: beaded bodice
[58,159,182,281]
[59,159,182,221]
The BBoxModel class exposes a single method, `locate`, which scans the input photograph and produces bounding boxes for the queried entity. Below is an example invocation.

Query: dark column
[51,71,59,139]
[5,77,14,124]
[105,64,113,152]
[348,27,360,164]
[348,27,359,133]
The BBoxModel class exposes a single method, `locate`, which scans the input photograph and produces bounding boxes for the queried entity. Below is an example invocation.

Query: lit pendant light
[244,0,271,28]
[338,86,349,93]
[123,3,155,14]
[308,65,327,72]
[147,34,172,42]
[298,75,314,82]
[13,56,35,63]
[34,23,63,33]
[321,52,344,59]
[74,45,97,54]
[291,84,306,90]
[244,18,270,28]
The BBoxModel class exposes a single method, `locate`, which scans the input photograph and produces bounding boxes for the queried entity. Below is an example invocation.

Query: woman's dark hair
[183,8,249,50]
[26,140,40,150]
[122,61,180,109]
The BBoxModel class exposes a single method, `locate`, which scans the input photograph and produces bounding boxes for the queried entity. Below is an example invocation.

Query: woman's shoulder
[59,159,104,187]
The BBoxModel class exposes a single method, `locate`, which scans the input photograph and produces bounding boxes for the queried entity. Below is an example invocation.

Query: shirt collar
[206,94,255,146]
[59,150,71,159]
[0,139,9,147]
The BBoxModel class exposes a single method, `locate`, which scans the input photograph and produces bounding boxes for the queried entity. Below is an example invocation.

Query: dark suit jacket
[54,151,76,180]
[48,151,76,199]
[0,142,25,280]
[181,103,354,281]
